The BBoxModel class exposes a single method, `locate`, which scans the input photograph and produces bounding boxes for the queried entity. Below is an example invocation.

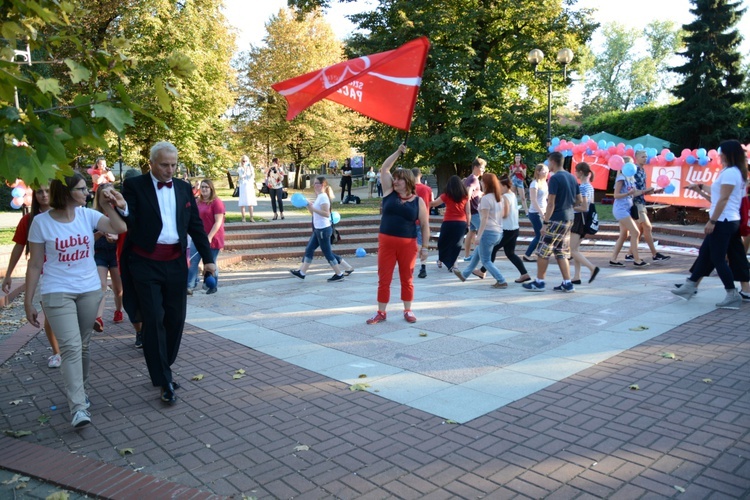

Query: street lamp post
[527,48,574,147]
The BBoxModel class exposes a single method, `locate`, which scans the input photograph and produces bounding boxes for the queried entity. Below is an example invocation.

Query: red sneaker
[113,310,124,323]
[93,317,104,332]
[366,311,387,325]
[403,310,417,323]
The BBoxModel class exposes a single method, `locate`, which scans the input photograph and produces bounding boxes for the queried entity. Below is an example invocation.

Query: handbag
[260,183,270,195]
[232,186,240,197]
[630,204,639,220]
[282,189,288,199]
[330,228,341,244]
[584,203,599,235]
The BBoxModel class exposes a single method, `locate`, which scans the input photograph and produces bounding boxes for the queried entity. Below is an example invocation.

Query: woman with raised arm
[367,144,430,325]
[24,173,127,429]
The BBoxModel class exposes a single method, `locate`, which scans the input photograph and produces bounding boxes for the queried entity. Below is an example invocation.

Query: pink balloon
[624,148,634,157]
[608,154,624,171]
[673,157,684,166]
[87,167,95,175]
[661,148,670,156]
[708,149,718,159]
[588,140,597,149]
[608,146,617,155]
[656,175,670,188]
[681,148,691,158]
[12,196,24,207]
[616,145,625,155]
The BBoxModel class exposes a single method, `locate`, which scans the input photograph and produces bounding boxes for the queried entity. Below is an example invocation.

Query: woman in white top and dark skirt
[289,176,347,282]
[672,139,749,309]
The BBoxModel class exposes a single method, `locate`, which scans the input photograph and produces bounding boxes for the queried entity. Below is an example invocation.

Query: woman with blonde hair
[187,179,225,294]
[453,173,509,288]
[289,176,350,281]
[237,155,257,222]
[609,158,649,268]
[92,183,125,332]
[570,163,600,284]
[523,164,549,262]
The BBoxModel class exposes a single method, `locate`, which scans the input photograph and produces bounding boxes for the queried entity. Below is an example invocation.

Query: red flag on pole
[272,37,430,131]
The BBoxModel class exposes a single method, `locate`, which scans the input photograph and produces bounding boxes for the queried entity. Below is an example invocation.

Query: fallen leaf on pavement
[419,332,428,337]
[660,352,677,359]
[46,492,70,500]
[702,378,713,384]
[294,445,310,452]
[349,383,370,391]
[191,374,204,381]
[358,374,367,379]
[629,384,640,390]
[4,430,32,438]
[118,448,134,456]
[628,326,649,331]
[674,485,685,493]
[38,414,50,424]
[232,373,245,379]
[9,400,22,405]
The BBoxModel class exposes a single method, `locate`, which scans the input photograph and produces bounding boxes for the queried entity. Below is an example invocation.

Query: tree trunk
[434,164,458,194]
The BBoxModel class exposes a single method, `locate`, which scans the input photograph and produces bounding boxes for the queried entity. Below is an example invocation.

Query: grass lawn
[0,227,15,245]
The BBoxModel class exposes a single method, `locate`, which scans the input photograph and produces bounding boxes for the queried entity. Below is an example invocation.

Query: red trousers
[377,233,418,304]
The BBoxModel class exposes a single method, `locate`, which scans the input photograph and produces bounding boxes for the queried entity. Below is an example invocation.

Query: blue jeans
[462,230,505,283]
[303,225,337,266]
[187,244,220,289]
[525,212,543,257]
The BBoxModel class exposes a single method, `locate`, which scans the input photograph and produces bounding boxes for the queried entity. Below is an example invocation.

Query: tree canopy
[235,8,364,187]
[334,0,596,185]
[670,0,746,147]
[580,21,682,117]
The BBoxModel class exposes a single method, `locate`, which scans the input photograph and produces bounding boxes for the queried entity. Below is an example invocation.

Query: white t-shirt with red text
[28,207,103,295]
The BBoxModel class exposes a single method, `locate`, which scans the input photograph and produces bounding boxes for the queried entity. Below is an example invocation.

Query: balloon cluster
[549,136,727,171]
[7,179,32,210]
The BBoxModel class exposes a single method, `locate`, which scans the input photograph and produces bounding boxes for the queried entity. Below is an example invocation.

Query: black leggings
[269,187,284,214]
[340,176,352,200]
[480,228,528,275]
[689,221,748,287]
[438,220,466,270]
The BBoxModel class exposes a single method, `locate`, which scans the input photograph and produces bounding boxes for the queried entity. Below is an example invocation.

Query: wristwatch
[708,220,717,224]
[543,220,549,225]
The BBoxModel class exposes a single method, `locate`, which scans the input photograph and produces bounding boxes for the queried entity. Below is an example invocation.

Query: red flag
[272,37,430,131]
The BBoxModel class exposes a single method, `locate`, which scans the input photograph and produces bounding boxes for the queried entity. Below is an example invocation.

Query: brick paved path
[1,256,749,498]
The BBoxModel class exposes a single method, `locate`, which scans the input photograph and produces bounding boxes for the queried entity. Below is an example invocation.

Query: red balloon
[656,175,670,188]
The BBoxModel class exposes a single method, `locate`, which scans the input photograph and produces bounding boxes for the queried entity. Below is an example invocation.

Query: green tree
[111,0,237,175]
[670,0,746,148]
[580,21,682,118]
[0,0,153,186]
[328,0,596,188]
[236,8,364,189]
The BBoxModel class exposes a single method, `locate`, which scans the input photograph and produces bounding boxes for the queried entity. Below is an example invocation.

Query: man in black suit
[121,141,216,404]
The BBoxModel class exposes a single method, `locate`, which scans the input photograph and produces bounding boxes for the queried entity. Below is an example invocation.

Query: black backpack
[584,203,599,235]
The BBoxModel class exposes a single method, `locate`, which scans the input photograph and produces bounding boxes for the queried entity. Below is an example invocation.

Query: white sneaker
[47,354,61,368]
[71,410,91,428]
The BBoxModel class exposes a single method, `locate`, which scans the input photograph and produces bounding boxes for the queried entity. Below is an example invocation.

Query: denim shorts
[512,177,525,189]
[94,249,118,269]
[470,213,481,232]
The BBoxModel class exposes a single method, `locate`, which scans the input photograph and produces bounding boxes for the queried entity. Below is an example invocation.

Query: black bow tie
[157,181,173,189]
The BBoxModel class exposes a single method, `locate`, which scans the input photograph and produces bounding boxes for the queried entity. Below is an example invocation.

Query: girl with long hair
[289,176,350,281]
[237,155,257,222]
[187,179,225,294]
[609,157,649,267]
[2,186,62,368]
[429,175,470,272]
[570,163,600,284]
[524,164,549,262]
[453,173,509,288]
[673,139,749,309]
[92,184,125,332]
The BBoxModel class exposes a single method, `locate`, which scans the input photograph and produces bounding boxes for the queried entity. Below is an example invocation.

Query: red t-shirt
[197,198,226,249]
[414,183,433,225]
[440,193,468,222]
[12,213,31,245]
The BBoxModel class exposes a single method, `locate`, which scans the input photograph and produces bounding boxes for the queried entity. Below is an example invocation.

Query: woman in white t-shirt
[289,176,348,282]
[524,164,549,262]
[454,173,509,288]
[672,140,749,309]
[24,173,127,429]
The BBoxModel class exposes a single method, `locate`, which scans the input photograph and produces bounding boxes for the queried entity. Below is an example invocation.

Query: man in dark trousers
[121,141,216,404]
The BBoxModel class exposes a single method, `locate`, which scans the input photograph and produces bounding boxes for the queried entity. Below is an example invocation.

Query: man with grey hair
[121,141,216,405]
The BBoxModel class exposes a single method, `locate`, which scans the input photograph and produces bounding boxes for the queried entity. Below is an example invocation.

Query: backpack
[740,195,750,237]
[343,194,361,205]
[584,202,599,235]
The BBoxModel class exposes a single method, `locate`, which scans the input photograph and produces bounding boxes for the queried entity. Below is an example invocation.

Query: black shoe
[327,273,345,282]
[609,261,624,267]
[633,260,650,267]
[653,252,671,261]
[589,266,600,284]
[418,267,427,279]
[206,288,217,295]
[571,280,582,285]
[344,268,354,276]
[161,383,176,404]
[624,254,634,262]
[523,256,536,263]
[134,331,143,349]
[289,269,305,280]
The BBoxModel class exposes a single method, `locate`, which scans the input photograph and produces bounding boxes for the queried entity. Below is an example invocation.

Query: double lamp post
[527,47,574,148]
